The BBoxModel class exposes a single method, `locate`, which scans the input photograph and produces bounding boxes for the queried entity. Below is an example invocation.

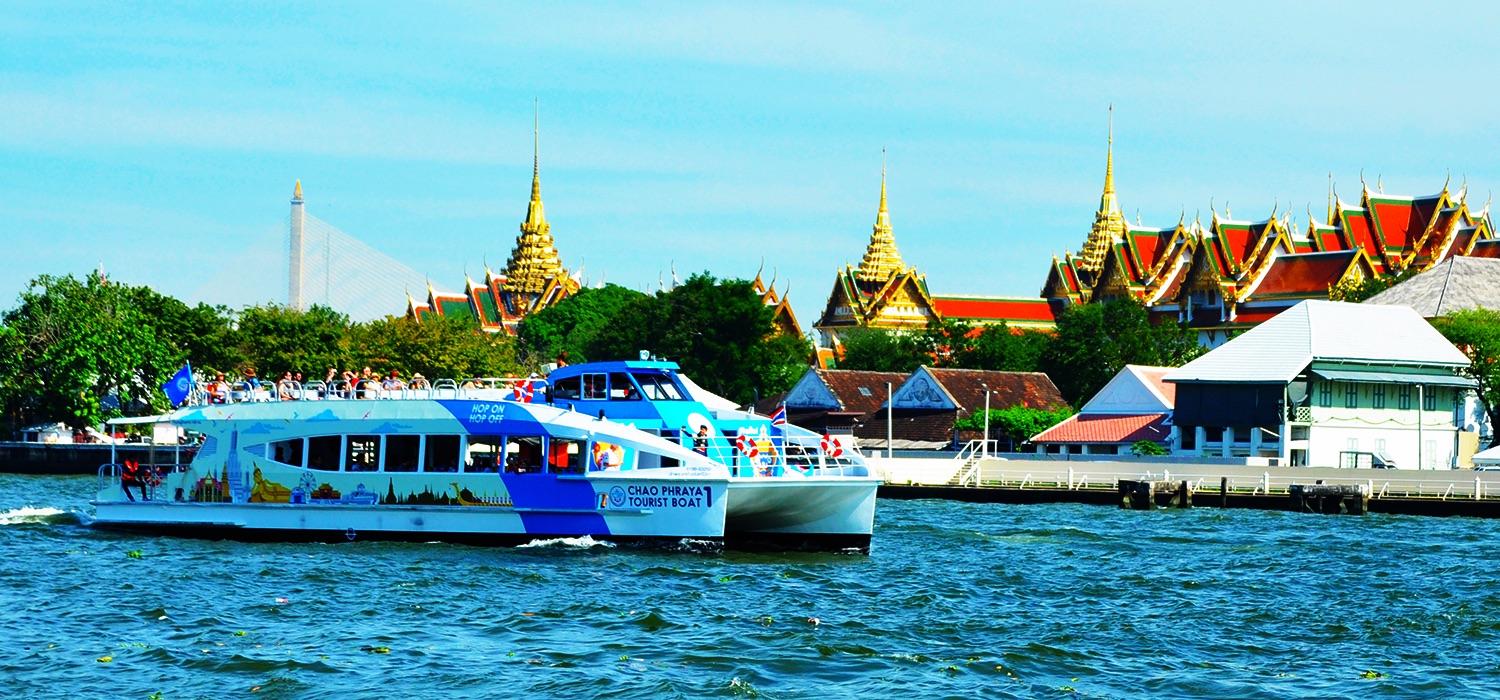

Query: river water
[3,473,1498,699]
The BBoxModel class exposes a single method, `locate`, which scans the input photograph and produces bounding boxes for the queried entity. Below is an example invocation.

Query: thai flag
[770,404,787,430]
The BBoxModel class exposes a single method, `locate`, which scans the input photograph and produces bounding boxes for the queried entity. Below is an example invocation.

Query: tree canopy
[517,284,646,366]
[1040,297,1202,405]
[0,274,186,428]
[1434,307,1500,448]
[584,274,810,405]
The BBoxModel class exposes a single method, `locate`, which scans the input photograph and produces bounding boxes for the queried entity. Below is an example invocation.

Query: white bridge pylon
[192,212,450,323]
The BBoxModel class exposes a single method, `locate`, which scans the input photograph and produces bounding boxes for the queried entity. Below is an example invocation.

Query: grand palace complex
[404,114,1500,354]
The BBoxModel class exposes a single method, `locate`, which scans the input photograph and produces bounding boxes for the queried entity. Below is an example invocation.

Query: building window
[1344,384,1358,409]
[1374,438,1387,456]
[1423,387,1437,412]
[1372,385,1386,409]
[1398,385,1412,410]
[1318,382,1332,407]
[1346,437,1358,451]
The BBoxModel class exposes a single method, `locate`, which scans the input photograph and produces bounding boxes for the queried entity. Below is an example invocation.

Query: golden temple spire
[1102,104,1115,208]
[503,100,568,294]
[1078,105,1126,274]
[293,179,303,201]
[856,148,905,283]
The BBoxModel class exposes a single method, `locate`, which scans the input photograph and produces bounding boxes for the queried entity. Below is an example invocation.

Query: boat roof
[548,360,682,376]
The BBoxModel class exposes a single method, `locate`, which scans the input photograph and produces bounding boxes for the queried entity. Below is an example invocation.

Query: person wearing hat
[243,367,261,390]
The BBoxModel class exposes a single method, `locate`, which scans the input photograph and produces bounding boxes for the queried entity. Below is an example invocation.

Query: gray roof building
[1364,256,1500,318]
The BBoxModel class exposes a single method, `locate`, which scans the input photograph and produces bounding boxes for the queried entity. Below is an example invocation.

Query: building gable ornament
[892,373,953,410]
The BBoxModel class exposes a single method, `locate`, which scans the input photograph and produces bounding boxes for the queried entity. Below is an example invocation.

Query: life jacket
[121,460,141,484]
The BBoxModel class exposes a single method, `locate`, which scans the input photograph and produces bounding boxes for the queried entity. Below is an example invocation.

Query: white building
[1031,365,1175,455]
[1164,300,1475,469]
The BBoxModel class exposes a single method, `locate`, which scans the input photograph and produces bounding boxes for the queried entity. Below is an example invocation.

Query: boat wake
[0,507,81,526]
[518,535,617,549]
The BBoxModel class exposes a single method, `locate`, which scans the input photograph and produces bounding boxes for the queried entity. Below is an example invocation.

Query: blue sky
[4,2,1499,326]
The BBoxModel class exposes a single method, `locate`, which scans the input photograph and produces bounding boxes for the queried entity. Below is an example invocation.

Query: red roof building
[852,366,1068,450]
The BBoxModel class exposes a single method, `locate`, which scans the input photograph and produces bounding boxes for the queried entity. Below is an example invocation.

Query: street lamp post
[886,381,894,459]
[982,386,991,459]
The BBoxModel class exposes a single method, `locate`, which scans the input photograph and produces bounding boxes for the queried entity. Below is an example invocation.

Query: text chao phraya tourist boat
[91,360,879,552]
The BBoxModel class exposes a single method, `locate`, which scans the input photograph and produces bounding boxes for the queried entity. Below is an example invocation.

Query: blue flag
[162,363,193,407]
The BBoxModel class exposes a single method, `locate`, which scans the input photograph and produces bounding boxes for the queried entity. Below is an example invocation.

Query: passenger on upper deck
[242,367,261,390]
[409,373,430,390]
[382,370,406,391]
[206,372,229,404]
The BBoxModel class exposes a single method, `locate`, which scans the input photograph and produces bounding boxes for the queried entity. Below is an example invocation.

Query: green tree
[1434,307,1500,448]
[837,327,931,373]
[517,284,646,366]
[953,323,1051,372]
[1329,269,1418,303]
[1130,440,1169,456]
[235,304,352,379]
[352,314,520,380]
[0,273,184,429]
[1041,297,1202,405]
[586,274,810,405]
[122,285,241,373]
[954,405,1076,447]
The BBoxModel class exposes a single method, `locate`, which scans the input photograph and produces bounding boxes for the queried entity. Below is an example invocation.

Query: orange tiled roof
[1032,413,1170,444]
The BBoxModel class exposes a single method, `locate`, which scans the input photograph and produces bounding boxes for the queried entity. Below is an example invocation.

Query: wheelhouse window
[307,435,341,471]
[550,438,585,474]
[424,435,461,472]
[270,438,305,468]
[466,436,506,473]
[633,373,685,400]
[608,373,641,401]
[508,436,545,473]
[347,435,380,472]
[581,373,608,400]
[551,377,581,400]
[386,435,420,472]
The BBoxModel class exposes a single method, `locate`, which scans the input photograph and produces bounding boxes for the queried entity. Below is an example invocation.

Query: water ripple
[4,475,1500,698]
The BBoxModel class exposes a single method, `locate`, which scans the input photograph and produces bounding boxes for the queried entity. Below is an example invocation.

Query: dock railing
[956,460,1500,500]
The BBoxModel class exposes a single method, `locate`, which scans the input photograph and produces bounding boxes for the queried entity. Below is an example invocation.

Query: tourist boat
[90,361,879,552]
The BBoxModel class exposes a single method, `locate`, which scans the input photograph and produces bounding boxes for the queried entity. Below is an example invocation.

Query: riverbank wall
[873,456,1500,518]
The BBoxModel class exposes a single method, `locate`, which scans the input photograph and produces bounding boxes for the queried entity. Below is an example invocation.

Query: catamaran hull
[723,477,879,552]
[91,482,730,547]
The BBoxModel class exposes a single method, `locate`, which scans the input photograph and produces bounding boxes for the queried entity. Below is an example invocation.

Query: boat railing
[186,376,540,405]
[98,462,189,501]
[673,431,861,477]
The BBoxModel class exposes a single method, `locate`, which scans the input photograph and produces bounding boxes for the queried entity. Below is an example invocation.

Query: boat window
[386,435,420,472]
[346,435,380,472]
[608,373,642,401]
[550,438,585,474]
[590,440,627,471]
[508,435,544,473]
[581,373,608,400]
[307,435,341,471]
[269,438,305,468]
[633,373,685,401]
[424,435,461,473]
[552,376,581,400]
[466,436,506,473]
